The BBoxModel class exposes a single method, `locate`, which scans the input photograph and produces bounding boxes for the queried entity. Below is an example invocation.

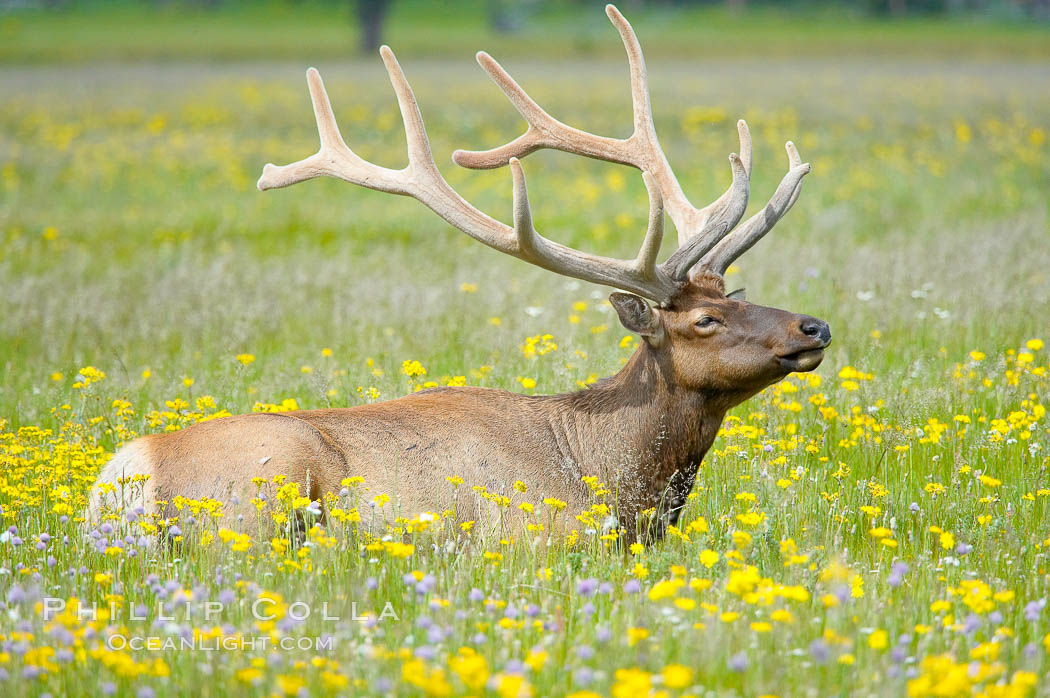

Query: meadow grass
[1,13,1050,697]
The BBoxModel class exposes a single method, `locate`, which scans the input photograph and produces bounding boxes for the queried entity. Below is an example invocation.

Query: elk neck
[541,340,726,492]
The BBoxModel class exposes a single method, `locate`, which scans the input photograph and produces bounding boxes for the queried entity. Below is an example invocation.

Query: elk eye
[696,316,718,328]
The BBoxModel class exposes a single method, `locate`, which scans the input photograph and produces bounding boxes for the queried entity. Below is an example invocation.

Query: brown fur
[92,276,830,542]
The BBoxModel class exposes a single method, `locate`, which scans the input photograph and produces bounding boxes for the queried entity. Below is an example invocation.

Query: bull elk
[91,5,830,543]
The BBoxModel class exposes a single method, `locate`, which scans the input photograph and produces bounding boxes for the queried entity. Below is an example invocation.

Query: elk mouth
[777,347,826,372]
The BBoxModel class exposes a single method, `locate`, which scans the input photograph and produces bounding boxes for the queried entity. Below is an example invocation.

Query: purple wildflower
[576,578,599,596]
[728,651,749,673]
[809,639,830,664]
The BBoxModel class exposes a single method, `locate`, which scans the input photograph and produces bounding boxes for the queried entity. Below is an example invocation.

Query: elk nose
[799,317,831,345]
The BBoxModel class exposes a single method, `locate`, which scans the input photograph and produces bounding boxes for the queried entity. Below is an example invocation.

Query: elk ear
[609,292,662,340]
[727,287,747,301]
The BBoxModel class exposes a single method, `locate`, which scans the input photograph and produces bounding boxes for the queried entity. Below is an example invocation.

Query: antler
[259,50,680,302]
[453,3,810,282]
[258,4,810,304]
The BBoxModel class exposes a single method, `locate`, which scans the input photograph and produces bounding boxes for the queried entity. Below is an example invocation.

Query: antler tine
[782,141,805,209]
[451,50,633,169]
[307,67,345,156]
[379,47,440,177]
[604,3,656,143]
[635,172,665,278]
[663,152,749,281]
[699,142,811,276]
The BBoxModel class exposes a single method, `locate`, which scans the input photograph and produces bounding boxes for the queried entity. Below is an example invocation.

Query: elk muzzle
[777,315,831,372]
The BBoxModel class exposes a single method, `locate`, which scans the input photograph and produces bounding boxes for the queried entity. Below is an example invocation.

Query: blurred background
[1,0,1048,426]
[2,0,1050,61]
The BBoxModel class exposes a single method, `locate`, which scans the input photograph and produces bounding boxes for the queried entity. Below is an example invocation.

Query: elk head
[609,275,830,408]
[257,4,829,404]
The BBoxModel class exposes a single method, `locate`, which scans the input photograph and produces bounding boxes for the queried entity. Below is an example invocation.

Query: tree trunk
[356,0,392,55]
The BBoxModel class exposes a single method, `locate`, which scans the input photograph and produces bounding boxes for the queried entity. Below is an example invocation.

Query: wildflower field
[2,5,1050,697]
